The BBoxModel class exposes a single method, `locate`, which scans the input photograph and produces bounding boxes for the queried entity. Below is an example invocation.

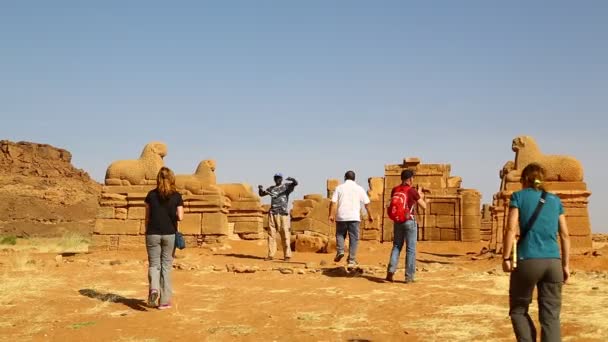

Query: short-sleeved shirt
[390,185,421,216]
[510,188,564,260]
[331,180,371,222]
[145,189,184,235]
[267,183,296,215]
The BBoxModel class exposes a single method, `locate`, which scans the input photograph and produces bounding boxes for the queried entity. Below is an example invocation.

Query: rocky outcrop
[0,140,101,236]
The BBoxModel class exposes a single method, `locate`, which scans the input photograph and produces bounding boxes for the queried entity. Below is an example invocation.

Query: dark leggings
[509,258,563,342]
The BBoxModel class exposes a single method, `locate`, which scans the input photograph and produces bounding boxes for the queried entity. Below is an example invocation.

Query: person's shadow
[79,289,148,311]
[217,253,266,260]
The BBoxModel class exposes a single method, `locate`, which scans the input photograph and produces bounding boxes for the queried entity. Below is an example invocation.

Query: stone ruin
[378,158,482,242]
[488,136,592,251]
[92,139,593,251]
[93,142,264,249]
[286,157,484,251]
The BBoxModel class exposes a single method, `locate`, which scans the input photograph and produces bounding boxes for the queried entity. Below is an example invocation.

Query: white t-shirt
[331,180,371,222]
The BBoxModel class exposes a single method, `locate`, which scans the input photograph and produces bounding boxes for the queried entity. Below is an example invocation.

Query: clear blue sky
[1,1,606,232]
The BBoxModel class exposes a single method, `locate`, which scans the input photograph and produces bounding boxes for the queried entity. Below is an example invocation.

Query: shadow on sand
[79,289,148,311]
[217,253,266,260]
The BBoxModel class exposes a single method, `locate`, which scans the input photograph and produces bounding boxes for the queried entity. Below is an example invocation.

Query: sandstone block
[95,219,140,235]
[421,215,436,228]
[128,207,146,220]
[423,227,441,241]
[179,213,202,234]
[430,202,457,216]
[569,235,592,249]
[462,215,481,229]
[202,212,229,235]
[436,215,457,229]
[566,216,591,234]
[100,200,128,208]
[96,207,115,219]
[233,221,263,234]
[440,229,458,241]
[461,228,481,242]
[563,207,589,217]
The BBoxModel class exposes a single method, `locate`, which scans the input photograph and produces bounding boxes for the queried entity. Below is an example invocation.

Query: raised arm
[558,214,571,283]
[258,185,268,197]
[416,187,427,210]
[286,177,298,187]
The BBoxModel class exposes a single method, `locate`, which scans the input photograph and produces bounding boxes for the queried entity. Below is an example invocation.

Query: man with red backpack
[386,169,427,283]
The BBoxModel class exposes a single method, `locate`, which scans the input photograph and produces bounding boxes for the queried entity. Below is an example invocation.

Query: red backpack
[387,185,414,223]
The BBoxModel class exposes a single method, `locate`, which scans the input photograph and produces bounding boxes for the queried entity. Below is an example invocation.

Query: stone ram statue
[105,142,167,185]
[507,136,583,182]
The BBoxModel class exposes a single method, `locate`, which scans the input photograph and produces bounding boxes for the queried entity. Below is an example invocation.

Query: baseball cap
[274,172,283,178]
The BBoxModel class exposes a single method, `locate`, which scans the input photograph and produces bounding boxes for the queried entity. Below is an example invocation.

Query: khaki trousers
[268,213,292,258]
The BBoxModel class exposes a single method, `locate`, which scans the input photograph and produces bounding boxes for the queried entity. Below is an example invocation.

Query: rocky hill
[0,140,101,237]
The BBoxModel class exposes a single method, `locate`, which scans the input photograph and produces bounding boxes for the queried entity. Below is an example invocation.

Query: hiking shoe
[334,253,344,262]
[385,272,394,283]
[405,278,416,284]
[347,261,358,269]
[284,257,291,262]
[158,303,172,310]
[264,256,274,261]
[147,290,159,307]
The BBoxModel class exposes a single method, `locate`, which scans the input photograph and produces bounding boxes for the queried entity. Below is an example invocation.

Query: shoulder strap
[518,191,548,243]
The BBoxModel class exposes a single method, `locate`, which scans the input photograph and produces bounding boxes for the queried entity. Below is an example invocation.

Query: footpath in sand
[1,238,607,341]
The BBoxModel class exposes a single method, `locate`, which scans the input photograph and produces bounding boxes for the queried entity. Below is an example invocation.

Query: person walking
[144,167,184,310]
[385,169,426,283]
[258,173,298,261]
[328,170,373,269]
[502,163,571,342]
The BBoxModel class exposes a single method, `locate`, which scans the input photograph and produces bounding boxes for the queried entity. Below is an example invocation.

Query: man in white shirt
[328,170,374,268]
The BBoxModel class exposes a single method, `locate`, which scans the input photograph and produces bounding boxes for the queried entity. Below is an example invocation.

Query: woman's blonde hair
[520,162,546,191]
[156,167,177,199]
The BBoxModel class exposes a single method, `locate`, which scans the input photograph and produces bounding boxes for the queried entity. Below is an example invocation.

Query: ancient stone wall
[382,158,482,242]
[289,157,483,245]
[93,143,263,249]
[489,136,592,251]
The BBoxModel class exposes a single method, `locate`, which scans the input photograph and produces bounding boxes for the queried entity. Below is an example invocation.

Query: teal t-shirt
[510,188,564,260]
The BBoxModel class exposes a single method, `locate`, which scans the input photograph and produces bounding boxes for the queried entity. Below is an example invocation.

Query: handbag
[175,221,186,250]
[512,191,547,268]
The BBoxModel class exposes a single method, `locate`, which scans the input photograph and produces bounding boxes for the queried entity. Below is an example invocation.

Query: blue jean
[146,234,175,305]
[387,219,417,280]
[336,221,360,264]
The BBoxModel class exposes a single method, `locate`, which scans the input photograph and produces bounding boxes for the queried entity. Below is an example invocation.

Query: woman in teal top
[502,163,570,342]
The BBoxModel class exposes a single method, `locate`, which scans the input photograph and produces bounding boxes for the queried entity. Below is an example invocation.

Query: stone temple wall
[93,142,263,250]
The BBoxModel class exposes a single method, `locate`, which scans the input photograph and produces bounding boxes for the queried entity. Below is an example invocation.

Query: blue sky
[1,1,606,232]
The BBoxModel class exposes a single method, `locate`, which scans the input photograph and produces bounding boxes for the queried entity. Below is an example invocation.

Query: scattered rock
[305,262,316,269]
[295,234,326,253]
[213,265,224,272]
[225,264,236,272]
[278,267,294,275]
[319,260,328,266]
[297,269,306,275]
[234,265,258,274]
[54,255,63,263]
[592,287,599,290]
[592,250,603,257]
[487,269,498,275]
[109,260,121,266]
[421,268,429,272]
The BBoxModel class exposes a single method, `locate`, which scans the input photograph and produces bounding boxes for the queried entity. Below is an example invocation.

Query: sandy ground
[1,238,607,342]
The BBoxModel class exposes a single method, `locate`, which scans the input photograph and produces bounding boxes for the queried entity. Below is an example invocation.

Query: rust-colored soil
[1,240,607,341]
